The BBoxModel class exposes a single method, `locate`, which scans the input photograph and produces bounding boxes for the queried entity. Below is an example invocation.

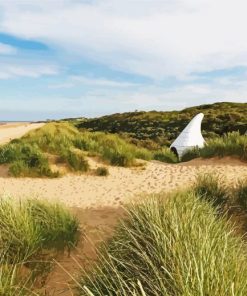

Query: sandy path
[0,157,246,208]
[0,122,44,145]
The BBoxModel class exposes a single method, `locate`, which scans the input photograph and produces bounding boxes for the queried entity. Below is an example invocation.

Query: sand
[0,156,246,208]
[0,122,44,145]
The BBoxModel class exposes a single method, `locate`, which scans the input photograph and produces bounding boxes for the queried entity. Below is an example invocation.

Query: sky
[0,0,247,120]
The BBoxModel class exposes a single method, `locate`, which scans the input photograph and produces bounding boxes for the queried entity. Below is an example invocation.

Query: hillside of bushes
[75,102,247,149]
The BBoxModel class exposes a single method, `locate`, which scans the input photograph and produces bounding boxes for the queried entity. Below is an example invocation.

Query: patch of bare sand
[42,207,126,295]
[0,122,44,145]
[0,157,246,208]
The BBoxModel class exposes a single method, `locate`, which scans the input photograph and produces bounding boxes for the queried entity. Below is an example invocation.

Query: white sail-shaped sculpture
[170,113,205,158]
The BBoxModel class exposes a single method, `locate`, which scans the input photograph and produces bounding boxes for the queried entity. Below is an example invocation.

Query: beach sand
[0,122,44,145]
[0,156,246,208]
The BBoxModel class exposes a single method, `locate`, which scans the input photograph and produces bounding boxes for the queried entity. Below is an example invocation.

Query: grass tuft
[194,174,228,208]
[153,147,178,163]
[0,197,79,262]
[79,191,247,295]
[95,167,109,176]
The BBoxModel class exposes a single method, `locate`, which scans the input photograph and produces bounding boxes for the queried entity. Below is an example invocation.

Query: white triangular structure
[170,113,205,158]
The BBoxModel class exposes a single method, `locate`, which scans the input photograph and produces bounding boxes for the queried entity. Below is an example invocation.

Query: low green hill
[76,102,247,149]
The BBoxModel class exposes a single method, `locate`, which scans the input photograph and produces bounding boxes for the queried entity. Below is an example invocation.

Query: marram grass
[79,191,247,295]
[182,131,247,162]
[0,196,79,294]
[0,196,79,262]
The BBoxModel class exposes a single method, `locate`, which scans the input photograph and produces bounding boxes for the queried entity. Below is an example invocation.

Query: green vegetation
[236,179,247,211]
[0,143,55,177]
[194,174,228,208]
[79,186,247,295]
[75,102,247,149]
[0,122,156,177]
[180,147,200,162]
[182,132,247,162]
[200,131,247,160]
[95,167,109,176]
[0,197,79,294]
[153,147,178,163]
[0,197,78,262]
[73,130,152,166]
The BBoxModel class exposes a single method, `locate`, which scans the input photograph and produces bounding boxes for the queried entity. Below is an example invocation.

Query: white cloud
[71,75,139,87]
[0,63,58,79]
[1,0,247,79]
[0,42,17,55]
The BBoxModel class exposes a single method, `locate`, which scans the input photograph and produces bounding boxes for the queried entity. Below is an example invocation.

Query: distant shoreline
[0,121,35,125]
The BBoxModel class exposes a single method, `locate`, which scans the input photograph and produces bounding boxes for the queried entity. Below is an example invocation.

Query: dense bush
[79,191,247,295]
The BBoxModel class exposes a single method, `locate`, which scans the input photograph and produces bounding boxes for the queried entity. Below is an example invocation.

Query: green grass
[73,130,152,166]
[0,258,35,296]
[153,147,178,163]
[0,197,79,294]
[194,174,229,208]
[180,147,200,162]
[0,122,156,177]
[0,143,55,177]
[236,179,247,211]
[200,132,247,160]
[181,132,247,162]
[79,190,247,295]
[0,197,79,262]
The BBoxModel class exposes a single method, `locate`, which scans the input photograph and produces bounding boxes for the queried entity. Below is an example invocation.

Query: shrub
[153,148,178,163]
[194,174,228,208]
[181,147,201,162]
[79,191,247,295]
[95,167,109,176]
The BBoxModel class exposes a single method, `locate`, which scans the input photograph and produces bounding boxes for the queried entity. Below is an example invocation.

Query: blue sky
[0,0,246,120]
